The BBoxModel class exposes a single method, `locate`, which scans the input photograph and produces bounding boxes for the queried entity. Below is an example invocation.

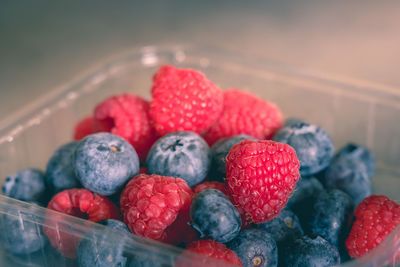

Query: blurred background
[1,0,400,122]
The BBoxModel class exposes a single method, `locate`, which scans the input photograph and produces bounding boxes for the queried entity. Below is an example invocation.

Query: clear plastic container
[0,45,399,267]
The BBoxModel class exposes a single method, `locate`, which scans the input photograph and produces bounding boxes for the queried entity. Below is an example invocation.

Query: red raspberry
[43,189,120,258]
[74,116,95,140]
[149,65,223,136]
[93,93,157,161]
[226,140,300,223]
[120,174,192,241]
[193,181,230,197]
[345,195,400,258]
[203,89,283,146]
[175,239,242,267]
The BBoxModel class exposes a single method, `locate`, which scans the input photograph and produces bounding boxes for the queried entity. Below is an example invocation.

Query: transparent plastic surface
[0,45,399,266]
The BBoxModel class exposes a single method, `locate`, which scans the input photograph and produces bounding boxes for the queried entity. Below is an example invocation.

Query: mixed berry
[1,64,398,267]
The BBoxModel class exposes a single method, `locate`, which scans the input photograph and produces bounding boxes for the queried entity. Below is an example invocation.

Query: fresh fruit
[226,139,300,223]
[93,93,157,161]
[175,239,242,267]
[149,65,223,136]
[272,121,334,176]
[228,229,278,267]
[210,134,257,180]
[309,189,354,259]
[146,131,211,187]
[2,168,47,203]
[204,89,283,146]
[286,176,324,233]
[74,133,140,196]
[190,189,241,243]
[257,208,304,245]
[321,143,375,205]
[119,174,192,241]
[192,181,251,229]
[77,219,130,267]
[345,195,400,258]
[280,235,340,267]
[74,116,95,140]
[43,188,120,258]
[46,141,81,193]
[0,202,48,255]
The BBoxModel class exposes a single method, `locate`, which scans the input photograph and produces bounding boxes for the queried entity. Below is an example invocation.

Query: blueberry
[0,202,48,255]
[74,133,140,196]
[210,134,257,180]
[321,143,375,205]
[257,208,303,245]
[146,131,211,187]
[280,235,340,267]
[273,122,334,176]
[190,189,241,243]
[309,189,354,261]
[46,141,81,193]
[2,168,47,203]
[286,176,324,234]
[77,219,130,267]
[228,229,277,267]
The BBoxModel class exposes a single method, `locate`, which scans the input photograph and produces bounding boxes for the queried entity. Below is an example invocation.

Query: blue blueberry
[280,235,340,267]
[2,168,47,203]
[286,176,324,234]
[321,143,375,205]
[257,208,303,245]
[146,131,211,187]
[74,133,140,196]
[273,122,334,176]
[190,189,241,243]
[46,141,81,193]
[210,134,257,180]
[308,189,354,262]
[0,202,48,255]
[228,229,277,267]
[337,143,376,179]
[77,219,130,267]
[309,189,353,248]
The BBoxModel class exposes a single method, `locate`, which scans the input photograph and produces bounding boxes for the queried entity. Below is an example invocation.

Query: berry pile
[1,64,398,267]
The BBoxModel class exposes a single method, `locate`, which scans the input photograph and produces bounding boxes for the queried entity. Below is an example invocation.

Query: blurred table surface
[1,0,400,123]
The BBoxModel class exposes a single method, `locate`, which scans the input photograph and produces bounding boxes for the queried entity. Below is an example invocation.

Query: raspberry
[203,89,283,146]
[149,65,223,136]
[175,239,242,267]
[226,140,300,223]
[345,195,400,258]
[93,93,157,161]
[120,174,192,241]
[43,188,120,258]
[192,181,230,197]
[74,116,95,140]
